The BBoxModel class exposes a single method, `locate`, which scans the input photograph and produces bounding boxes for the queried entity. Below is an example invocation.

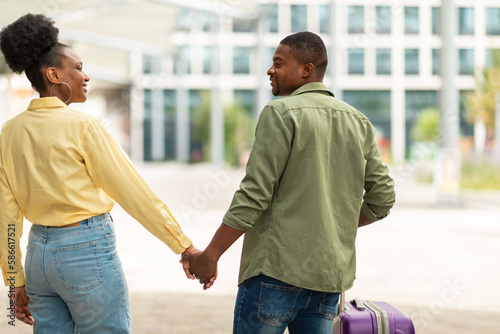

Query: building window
[233,47,251,74]
[376,6,391,34]
[234,90,256,115]
[144,89,152,120]
[342,90,392,143]
[203,46,213,74]
[291,5,307,33]
[486,49,500,68]
[261,4,278,33]
[405,49,419,75]
[459,49,474,75]
[143,55,161,74]
[319,5,330,34]
[174,46,191,74]
[348,6,364,34]
[432,7,440,35]
[343,90,391,117]
[189,90,205,110]
[405,90,438,149]
[202,12,217,32]
[189,89,209,161]
[143,89,153,161]
[459,7,474,35]
[405,7,419,34]
[176,9,191,32]
[143,89,177,161]
[264,46,278,73]
[267,47,276,63]
[233,19,256,33]
[348,49,364,75]
[432,49,440,75]
[376,49,391,75]
[164,90,176,115]
[459,90,475,136]
[405,90,438,119]
[486,8,500,35]
[163,90,177,160]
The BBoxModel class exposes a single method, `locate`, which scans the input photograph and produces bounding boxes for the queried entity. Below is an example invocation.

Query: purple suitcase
[333,293,415,334]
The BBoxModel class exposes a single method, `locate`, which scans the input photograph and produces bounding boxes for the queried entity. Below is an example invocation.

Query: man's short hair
[280,31,328,79]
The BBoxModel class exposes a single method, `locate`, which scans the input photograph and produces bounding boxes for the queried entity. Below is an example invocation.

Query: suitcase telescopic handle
[352,298,366,310]
[338,292,346,314]
[337,292,366,314]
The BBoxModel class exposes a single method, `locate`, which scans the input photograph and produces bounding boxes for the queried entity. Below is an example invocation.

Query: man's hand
[180,223,244,290]
[358,210,375,228]
[180,245,217,290]
[10,286,34,326]
[189,250,219,290]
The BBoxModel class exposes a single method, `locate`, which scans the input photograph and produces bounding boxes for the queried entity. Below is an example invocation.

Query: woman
[0,14,201,333]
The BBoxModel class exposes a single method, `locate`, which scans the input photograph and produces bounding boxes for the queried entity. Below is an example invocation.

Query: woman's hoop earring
[49,82,73,104]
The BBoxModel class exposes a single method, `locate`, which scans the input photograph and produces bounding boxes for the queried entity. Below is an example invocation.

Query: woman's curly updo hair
[0,13,68,92]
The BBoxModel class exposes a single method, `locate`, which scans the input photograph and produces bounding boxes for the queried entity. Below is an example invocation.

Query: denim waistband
[30,213,111,240]
[82,212,112,225]
[44,213,111,228]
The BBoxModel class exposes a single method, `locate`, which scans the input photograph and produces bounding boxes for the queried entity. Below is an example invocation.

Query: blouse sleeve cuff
[3,268,25,288]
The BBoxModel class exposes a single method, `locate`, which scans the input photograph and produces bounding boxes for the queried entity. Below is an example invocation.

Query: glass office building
[136,1,500,163]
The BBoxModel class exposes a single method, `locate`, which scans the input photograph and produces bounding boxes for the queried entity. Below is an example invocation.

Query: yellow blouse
[0,97,192,287]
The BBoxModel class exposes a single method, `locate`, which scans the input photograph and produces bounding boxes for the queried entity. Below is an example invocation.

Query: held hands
[180,224,243,290]
[180,245,218,290]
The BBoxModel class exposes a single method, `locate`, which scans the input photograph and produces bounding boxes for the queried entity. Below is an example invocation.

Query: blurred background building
[1,0,499,169]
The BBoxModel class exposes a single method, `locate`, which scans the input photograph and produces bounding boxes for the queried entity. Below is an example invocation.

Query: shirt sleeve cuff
[169,235,193,255]
[361,201,390,221]
[222,211,253,232]
[3,269,25,288]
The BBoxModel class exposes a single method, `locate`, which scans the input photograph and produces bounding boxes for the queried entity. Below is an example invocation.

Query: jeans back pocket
[319,292,340,320]
[258,282,301,326]
[52,241,104,291]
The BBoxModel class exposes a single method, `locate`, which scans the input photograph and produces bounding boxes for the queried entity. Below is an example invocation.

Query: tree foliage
[411,107,440,142]
[465,49,500,131]
[192,96,252,166]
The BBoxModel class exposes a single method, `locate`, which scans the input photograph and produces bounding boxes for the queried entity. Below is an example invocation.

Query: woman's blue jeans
[24,213,131,334]
[233,274,340,334]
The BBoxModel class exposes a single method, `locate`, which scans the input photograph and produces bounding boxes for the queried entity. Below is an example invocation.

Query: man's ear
[45,67,60,85]
[301,63,314,78]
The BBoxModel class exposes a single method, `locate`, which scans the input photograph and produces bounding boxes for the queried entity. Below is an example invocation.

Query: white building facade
[140,0,500,165]
[1,1,499,164]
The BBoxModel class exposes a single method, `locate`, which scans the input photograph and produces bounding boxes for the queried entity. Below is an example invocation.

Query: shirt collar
[290,82,335,98]
[27,97,69,110]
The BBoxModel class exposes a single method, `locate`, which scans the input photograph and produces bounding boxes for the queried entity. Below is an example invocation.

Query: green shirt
[223,82,395,292]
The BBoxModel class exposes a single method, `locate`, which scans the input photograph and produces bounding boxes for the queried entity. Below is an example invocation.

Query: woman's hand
[10,286,34,326]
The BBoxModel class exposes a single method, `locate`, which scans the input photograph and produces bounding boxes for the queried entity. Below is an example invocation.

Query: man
[183,31,395,334]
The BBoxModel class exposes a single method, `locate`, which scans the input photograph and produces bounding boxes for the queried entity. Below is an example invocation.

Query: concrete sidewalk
[2,162,499,333]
